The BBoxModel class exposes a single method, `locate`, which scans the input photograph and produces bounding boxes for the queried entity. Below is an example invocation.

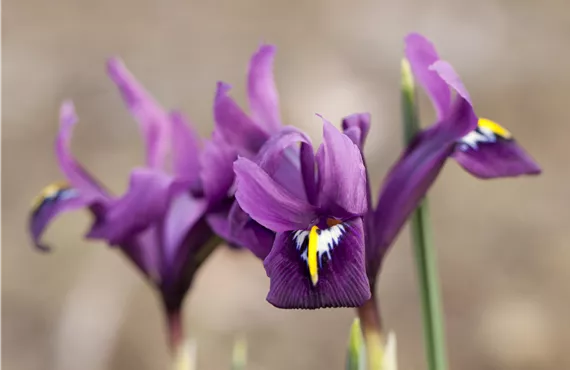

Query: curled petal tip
[60,101,77,125]
[215,81,232,96]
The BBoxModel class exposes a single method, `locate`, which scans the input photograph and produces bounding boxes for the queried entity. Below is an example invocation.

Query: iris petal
[207,204,275,260]
[255,126,315,201]
[107,58,171,169]
[234,157,317,232]
[169,111,202,188]
[200,136,237,205]
[247,44,282,133]
[57,102,108,201]
[213,82,270,157]
[404,33,451,119]
[264,218,370,309]
[453,119,541,178]
[29,183,89,251]
[316,117,367,217]
[87,168,181,245]
[342,113,371,150]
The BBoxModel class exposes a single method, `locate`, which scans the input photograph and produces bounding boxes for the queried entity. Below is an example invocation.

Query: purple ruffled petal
[342,113,371,150]
[29,183,89,251]
[213,82,270,157]
[107,58,171,169]
[316,117,367,217]
[234,157,317,232]
[453,137,541,178]
[264,217,370,309]
[169,111,202,188]
[199,136,237,205]
[247,44,282,133]
[57,102,108,201]
[369,96,478,277]
[404,33,451,120]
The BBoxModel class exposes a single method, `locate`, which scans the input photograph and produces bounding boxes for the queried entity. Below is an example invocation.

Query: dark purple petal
[29,183,89,251]
[87,167,179,245]
[369,96,478,277]
[264,217,370,309]
[169,111,202,187]
[107,58,171,169]
[453,136,541,178]
[247,44,282,133]
[316,117,367,217]
[57,102,108,201]
[213,82,269,157]
[207,203,275,260]
[404,33,451,120]
[255,126,315,202]
[342,113,371,150]
[234,157,317,232]
[199,136,237,205]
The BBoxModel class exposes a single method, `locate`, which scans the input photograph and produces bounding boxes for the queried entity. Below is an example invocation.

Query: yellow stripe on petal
[31,181,70,212]
[308,225,319,286]
[478,118,512,139]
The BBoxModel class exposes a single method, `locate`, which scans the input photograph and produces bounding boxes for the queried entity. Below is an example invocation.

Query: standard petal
[234,157,317,232]
[342,113,371,150]
[255,126,315,202]
[453,119,541,178]
[213,82,270,157]
[430,60,471,105]
[264,217,370,309]
[404,33,451,119]
[200,136,237,205]
[107,58,171,169]
[87,167,180,245]
[29,183,89,251]
[170,111,202,187]
[247,44,282,133]
[316,117,367,217]
[57,102,108,201]
[370,96,478,276]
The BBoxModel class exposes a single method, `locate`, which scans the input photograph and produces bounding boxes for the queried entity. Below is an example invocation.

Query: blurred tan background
[3,0,570,369]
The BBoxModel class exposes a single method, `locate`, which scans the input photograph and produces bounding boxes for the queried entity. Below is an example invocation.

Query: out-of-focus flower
[28,59,234,332]
[234,119,370,309]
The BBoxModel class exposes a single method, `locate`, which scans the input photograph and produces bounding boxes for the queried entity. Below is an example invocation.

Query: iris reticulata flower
[28,59,234,319]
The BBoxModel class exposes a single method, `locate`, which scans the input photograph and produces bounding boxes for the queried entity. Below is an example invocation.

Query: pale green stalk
[400,59,448,370]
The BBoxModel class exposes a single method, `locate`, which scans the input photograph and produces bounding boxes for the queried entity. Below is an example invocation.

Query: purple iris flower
[405,32,541,178]
[361,33,541,290]
[234,120,371,309]
[28,59,234,322]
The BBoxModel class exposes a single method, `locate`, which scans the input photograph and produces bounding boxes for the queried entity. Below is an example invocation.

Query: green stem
[401,59,448,370]
[357,297,384,370]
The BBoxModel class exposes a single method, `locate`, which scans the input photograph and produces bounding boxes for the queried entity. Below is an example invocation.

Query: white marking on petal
[459,126,498,151]
[293,223,347,267]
